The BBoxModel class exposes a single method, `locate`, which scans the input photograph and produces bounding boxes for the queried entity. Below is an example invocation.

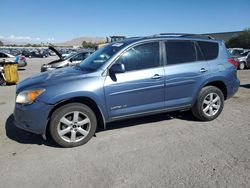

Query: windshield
[80,43,124,71]
[62,52,77,60]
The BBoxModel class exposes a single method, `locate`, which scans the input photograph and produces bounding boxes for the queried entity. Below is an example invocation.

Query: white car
[0,52,27,67]
[237,51,250,70]
[41,46,93,72]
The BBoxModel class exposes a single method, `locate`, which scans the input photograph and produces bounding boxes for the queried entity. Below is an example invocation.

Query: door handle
[151,74,162,79]
[200,68,208,73]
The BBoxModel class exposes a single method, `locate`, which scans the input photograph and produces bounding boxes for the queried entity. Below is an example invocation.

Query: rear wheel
[192,86,224,121]
[50,103,97,147]
[238,62,245,70]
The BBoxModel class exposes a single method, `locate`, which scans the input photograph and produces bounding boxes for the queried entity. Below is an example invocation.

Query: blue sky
[0,0,249,43]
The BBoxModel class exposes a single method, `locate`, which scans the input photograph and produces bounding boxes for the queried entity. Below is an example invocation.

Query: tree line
[81,41,98,49]
[226,28,250,49]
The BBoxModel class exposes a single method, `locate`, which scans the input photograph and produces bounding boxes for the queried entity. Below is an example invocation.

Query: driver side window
[117,42,160,72]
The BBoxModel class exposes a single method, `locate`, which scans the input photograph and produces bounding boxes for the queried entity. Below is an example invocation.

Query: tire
[0,75,6,86]
[49,103,97,147]
[238,62,245,70]
[192,86,224,121]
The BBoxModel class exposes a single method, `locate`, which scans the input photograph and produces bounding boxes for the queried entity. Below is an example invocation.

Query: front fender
[37,76,109,122]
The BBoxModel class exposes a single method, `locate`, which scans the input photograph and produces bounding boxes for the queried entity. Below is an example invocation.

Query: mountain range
[54,37,106,47]
[0,36,106,46]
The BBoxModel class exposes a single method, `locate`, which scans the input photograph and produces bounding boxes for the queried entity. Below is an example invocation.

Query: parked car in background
[22,49,49,58]
[61,52,77,58]
[228,48,244,57]
[0,51,27,67]
[49,50,57,56]
[0,65,5,85]
[237,51,250,70]
[14,34,239,147]
[41,46,93,72]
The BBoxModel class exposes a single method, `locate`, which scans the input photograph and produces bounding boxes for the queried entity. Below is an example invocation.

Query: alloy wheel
[202,93,221,117]
[57,111,91,143]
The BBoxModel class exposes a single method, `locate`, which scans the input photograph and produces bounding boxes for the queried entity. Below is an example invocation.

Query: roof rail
[181,34,214,39]
[158,33,193,36]
[152,33,213,39]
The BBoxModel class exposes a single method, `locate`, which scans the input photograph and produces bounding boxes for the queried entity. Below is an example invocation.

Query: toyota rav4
[14,34,240,147]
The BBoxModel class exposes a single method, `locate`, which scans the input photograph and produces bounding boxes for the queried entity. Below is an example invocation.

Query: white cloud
[8,35,32,40]
[0,35,55,42]
[45,37,55,41]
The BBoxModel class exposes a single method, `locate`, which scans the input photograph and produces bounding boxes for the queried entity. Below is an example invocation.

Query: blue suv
[14,34,240,147]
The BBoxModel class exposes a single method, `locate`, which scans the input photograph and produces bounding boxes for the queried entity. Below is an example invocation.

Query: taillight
[227,58,238,69]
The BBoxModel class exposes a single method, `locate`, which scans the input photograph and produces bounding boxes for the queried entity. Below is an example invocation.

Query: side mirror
[110,63,125,74]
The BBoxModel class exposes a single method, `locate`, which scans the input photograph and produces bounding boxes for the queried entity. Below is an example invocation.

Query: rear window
[197,41,218,60]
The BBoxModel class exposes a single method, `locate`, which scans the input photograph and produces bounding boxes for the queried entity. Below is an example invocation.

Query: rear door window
[165,40,197,65]
[197,41,219,60]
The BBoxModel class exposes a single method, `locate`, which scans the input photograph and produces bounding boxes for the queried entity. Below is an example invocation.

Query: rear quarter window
[197,41,219,60]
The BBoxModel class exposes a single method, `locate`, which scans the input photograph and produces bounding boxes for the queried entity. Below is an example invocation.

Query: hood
[49,46,62,59]
[47,59,64,66]
[16,66,89,93]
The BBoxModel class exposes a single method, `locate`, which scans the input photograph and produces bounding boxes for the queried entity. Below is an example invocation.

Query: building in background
[204,31,242,41]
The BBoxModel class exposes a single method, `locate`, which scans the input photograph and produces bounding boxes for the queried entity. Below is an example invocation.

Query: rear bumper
[227,78,240,99]
[13,101,54,135]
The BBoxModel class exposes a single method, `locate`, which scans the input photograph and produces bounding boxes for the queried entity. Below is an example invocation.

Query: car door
[163,40,210,108]
[104,42,165,119]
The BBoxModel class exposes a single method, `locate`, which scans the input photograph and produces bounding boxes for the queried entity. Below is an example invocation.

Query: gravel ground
[0,57,249,188]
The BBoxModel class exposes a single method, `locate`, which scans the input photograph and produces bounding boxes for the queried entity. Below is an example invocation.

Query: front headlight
[16,89,45,104]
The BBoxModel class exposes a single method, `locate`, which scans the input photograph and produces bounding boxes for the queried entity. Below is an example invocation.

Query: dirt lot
[0,57,249,188]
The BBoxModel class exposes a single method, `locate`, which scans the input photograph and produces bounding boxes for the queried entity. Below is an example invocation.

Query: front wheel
[192,86,224,121]
[49,103,97,147]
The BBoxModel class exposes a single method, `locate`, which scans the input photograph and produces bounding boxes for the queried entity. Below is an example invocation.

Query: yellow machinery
[3,63,19,84]
[98,36,126,49]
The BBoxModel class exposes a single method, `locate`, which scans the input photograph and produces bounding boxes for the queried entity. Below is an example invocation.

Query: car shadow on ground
[18,68,26,71]
[5,114,59,147]
[5,111,198,147]
[240,84,250,89]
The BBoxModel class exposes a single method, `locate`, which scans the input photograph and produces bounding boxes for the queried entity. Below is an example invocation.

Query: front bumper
[14,101,54,135]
